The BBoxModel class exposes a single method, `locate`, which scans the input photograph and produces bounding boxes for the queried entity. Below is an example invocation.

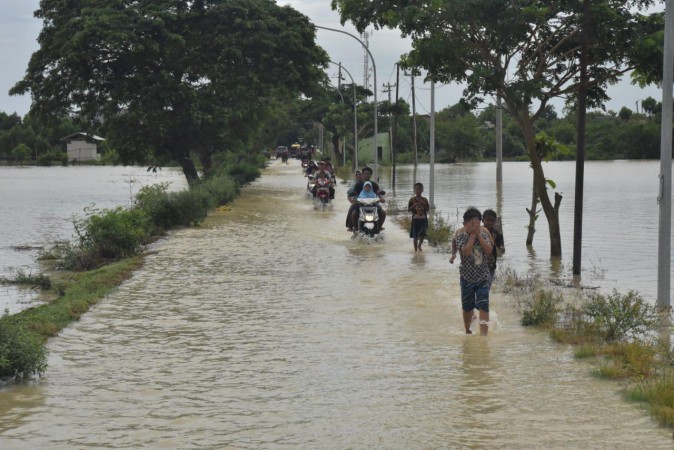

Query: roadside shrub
[135,182,175,231]
[584,290,659,342]
[426,212,453,251]
[74,207,152,260]
[198,171,239,206]
[168,188,210,226]
[0,319,47,378]
[521,289,563,327]
[227,161,261,185]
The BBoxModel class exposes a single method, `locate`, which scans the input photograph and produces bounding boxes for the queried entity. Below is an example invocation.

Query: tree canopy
[11,0,329,183]
[331,0,664,256]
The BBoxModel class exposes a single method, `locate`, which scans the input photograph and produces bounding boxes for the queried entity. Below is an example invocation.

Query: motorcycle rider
[348,166,386,232]
[345,170,363,231]
[311,160,335,199]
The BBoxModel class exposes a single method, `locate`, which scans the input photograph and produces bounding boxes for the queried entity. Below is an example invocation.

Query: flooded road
[0,162,672,448]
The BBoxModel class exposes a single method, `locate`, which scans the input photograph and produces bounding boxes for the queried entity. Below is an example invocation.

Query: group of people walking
[402,179,505,336]
[314,162,506,336]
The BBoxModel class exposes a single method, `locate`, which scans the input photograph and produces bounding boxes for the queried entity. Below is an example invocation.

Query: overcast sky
[0,0,664,117]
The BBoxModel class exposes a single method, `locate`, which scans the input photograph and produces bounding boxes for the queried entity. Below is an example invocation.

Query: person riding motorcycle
[310,161,335,199]
[305,160,318,176]
[345,170,363,231]
[347,167,386,231]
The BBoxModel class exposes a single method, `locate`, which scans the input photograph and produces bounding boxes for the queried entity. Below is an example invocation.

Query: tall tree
[11,0,328,184]
[331,0,662,257]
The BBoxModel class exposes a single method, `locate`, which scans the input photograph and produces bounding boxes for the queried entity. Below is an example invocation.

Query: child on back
[408,182,430,251]
[482,209,505,279]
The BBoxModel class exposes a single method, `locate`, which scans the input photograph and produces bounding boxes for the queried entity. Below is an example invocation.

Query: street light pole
[657,0,674,309]
[316,25,377,179]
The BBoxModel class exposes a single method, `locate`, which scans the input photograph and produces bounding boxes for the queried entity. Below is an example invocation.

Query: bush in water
[197,171,239,206]
[0,318,47,379]
[520,289,563,327]
[226,161,261,186]
[74,206,152,260]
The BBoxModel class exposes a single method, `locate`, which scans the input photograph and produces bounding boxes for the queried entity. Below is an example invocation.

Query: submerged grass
[504,267,674,429]
[391,206,454,252]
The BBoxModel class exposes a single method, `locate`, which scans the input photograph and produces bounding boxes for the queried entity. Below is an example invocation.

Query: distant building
[61,132,105,161]
[356,132,390,167]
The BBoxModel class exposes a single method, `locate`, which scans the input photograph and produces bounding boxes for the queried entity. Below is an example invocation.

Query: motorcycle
[306,174,316,197]
[314,177,333,210]
[355,195,383,239]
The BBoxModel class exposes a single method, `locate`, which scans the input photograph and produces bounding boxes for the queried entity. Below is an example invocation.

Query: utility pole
[392,64,400,190]
[383,81,394,181]
[572,0,590,275]
[657,0,674,309]
[496,96,503,182]
[382,82,394,103]
[429,81,435,210]
[411,72,418,168]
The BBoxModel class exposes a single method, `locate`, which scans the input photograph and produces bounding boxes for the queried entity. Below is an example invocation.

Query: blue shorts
[460,277,490,312]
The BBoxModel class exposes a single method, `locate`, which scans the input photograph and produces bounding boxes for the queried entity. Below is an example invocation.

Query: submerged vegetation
[504,269,674,427]
[391,206,454,252]
[0,157,265,381]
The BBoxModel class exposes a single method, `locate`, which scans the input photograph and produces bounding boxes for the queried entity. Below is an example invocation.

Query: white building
[61,132,105,161]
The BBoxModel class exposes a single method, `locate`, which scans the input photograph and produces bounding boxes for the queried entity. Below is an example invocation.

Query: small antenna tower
[361,30,372,92]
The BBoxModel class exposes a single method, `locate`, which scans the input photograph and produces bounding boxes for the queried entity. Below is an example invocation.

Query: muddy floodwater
[1,161,672,448]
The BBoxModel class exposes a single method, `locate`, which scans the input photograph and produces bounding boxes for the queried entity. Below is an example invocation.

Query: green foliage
[12,0,329,184]
[618,107,633,122]
[74,207,152,260]
[168,189,211,227]
[226,162,261,186]
[426,213,453,250]
[0,319,47,378]
[521,289,563,327]
[534,132,570,161]
[197,171,239,206]
[134,182,175,232]
[584,290,659,342]
[11,143,31,162]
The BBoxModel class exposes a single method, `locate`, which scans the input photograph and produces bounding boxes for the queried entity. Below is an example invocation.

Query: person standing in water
[408,182,430,251]
[454,207,493,335]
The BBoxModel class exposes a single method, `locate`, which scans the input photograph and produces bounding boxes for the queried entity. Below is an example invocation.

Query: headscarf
[358,181,378,199]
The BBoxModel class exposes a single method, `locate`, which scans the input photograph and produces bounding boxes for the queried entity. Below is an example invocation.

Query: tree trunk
[519,111,563,257]
[199,150,213,179]
[331,133,342,165]
[179,155,200,186]
[525,183,538,246]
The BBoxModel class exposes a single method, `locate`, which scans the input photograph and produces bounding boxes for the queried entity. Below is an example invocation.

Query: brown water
[0,161,672,448]
[0,165,186,314]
